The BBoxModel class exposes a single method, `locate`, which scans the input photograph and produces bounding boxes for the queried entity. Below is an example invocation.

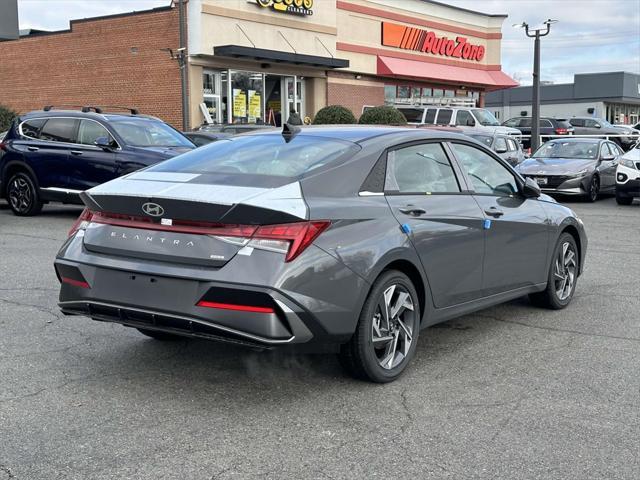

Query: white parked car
[396,106,522,137]
[615,143,640,205]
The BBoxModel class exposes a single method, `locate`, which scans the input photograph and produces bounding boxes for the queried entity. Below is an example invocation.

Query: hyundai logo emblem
[142,202,164,217]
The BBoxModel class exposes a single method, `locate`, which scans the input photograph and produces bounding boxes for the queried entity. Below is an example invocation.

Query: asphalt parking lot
[0,197,638,480]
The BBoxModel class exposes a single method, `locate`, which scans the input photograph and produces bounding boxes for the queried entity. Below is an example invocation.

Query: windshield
[149,134,360,178]
[472,109,500,126]
[110,119,193,148]
[599,119,613,128]
[469,134,493,147]
[533,141,600,159]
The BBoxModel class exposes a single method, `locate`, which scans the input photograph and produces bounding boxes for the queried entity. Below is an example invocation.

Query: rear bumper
[54,232,367,347]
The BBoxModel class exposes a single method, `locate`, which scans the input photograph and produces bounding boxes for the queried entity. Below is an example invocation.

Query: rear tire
[616,193,633,205]
[137,328,184,341]
[339,270,420,383]
[6,171,43,216]
[529,232,578,310]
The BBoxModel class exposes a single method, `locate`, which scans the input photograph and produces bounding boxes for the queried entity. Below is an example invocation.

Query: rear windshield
[148,134,360,178]
[398,108,424,123]
[110,118,193,148]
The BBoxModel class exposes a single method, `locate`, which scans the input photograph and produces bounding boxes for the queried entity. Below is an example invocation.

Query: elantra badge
[142,202,164,217]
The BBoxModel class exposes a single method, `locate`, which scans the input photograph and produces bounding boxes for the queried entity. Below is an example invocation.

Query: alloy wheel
[371,284,416,370]
[8,176,33,213]
[553,241,577,301]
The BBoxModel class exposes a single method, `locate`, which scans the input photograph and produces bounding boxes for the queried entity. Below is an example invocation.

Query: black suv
[0,106,194,216]
[503,117,574,149]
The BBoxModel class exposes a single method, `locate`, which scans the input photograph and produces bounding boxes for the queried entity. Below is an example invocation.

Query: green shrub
[359,106,407,125]
[0,105,17,132]
[312,105,357,125]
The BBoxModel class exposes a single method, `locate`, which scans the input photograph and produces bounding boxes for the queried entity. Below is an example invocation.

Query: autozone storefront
[186,0,516,126]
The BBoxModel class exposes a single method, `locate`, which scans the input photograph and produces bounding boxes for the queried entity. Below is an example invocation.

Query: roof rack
[98,105,140,115]
[43,105,103,113]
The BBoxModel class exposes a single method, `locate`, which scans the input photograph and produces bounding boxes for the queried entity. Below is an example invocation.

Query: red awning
[377,56,518,91]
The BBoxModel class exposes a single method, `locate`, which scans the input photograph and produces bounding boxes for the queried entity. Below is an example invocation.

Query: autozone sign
[381,22,485,62]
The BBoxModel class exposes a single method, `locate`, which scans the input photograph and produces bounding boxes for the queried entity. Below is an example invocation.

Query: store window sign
[233,89,247,118]
[382,22,485,62]
[254,0,313,16]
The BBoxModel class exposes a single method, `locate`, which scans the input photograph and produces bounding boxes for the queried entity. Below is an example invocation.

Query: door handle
[484,207,504,218]
[27,146,39,151]
[70,150,83,155]
[399,207,426,217]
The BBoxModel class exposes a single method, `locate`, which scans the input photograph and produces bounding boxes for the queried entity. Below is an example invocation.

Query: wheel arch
[560,224,582,275]
[2,161,41,197]
[381,259,427,319]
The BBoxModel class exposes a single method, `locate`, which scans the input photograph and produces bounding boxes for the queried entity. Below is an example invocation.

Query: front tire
[6,172,43,216]
[586,175,599,202]
[616,193,634,205]
[529,232,579,309]
[339,270,420,383]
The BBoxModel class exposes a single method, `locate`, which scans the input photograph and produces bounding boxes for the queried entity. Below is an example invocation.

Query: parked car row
[503,116,640,150]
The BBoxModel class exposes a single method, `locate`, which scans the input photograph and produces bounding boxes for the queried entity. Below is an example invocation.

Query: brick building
[0,0,517,129]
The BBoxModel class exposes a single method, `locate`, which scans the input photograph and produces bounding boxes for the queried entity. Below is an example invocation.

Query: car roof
[545,137,604,143]
[242,125,471,143]
[20,110,159,122]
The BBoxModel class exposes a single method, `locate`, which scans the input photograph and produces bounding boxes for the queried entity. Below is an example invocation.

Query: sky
[15,0,640,85]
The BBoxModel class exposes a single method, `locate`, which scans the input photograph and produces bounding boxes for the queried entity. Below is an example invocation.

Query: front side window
[77,120,113,146]
[149,134,360,179]
[451,143,518,196]
[569,118,584,127]
[503,118,520,128]
[540,119,553,128]
[609,143,623,156]
[109,119,193,148]
[455,110,475,127]
[20,118,47,139]
[385,143,460,194]
[39,118,78,143]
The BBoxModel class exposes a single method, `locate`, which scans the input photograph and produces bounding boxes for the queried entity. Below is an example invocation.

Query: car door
[454,110,476,129]
[32,117,79,190]
[384,141,486,308]
[449,142,549,296]
[435,108,453,126]
[65,119,118,191]
[569,118,586,135]
[599,142,618,190]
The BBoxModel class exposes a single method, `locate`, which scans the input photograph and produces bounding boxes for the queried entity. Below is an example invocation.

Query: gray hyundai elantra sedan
[55,126,587,382]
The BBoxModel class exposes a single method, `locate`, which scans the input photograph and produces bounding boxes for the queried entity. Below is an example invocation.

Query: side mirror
[95,136,114,150]
[601,154,615,161]
[594,123,601,129]
[466,118,476,127]
[522,177,541,198]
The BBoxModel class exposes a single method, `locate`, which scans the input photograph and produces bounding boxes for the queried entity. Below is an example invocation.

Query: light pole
[514,19,557,152]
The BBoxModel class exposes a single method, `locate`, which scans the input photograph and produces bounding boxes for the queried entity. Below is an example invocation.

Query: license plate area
[82,224,239,267]
[535,177,548,185]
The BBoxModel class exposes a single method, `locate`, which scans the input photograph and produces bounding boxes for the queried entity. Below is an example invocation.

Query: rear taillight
[555,128,568,135]
[0,141,7,151]
[196,300,274,314]
[73,209,330,262]
[68,208,94,237]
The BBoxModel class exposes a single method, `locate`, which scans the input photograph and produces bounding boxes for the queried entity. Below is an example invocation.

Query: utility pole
[178,0,189,131]
[514,19,557,152]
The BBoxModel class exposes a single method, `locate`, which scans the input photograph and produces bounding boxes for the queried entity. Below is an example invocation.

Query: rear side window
[519,118,532,127]
[77,120,112,146]
[569,119,584,127]
[399,108,425,123]
[40,118,78,143]
[385,143,460,194]
[424,108,437,124]
[503,118,520,127]
[20,119,47,139]
[540,119,553,128]
[435,109,453,125]
[149,134,360,179]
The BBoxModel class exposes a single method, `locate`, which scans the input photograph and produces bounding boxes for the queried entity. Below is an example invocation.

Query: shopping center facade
[0,0,517,129]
